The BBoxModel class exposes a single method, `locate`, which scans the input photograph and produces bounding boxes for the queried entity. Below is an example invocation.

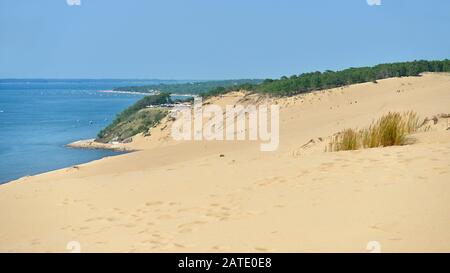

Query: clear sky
[0,0,449,79]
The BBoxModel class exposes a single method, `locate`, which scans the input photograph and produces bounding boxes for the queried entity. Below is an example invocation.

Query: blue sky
[0,0,449,79]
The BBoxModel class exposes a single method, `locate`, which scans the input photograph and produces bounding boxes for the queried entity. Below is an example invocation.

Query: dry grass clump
[327,111,421,152]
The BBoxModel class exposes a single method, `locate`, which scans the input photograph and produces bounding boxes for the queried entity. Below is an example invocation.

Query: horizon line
[0,78,263,81]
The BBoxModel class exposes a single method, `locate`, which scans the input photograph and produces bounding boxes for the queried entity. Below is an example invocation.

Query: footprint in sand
[137,228,150,234]
[178,221,208,230]
[177,227,192,233]
[254,247,269,252]
[173,243,186,249]
[85,217,103,222]
[157,214,173,220]
[145,201,164,207]
[206,210,231,221]
[298,169,310,176]
[320,162,335,168]
[119,223,136,228]
[30,239,41,246]
[256,176,287,187]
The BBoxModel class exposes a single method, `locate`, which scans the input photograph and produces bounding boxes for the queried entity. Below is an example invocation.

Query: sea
[0,79,186,184]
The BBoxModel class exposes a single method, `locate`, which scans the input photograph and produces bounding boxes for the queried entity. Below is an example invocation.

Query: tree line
[113,79,261,94]
[202,59,450,97]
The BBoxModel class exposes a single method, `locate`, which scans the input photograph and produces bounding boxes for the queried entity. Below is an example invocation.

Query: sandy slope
[0,73,449,252]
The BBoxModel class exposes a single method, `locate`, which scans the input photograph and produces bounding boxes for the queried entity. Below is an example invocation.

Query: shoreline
[66,139,135,152]
[0,140,133,185]
[98,90,154,96]
[98,90,198,98]
[97,90,199,97]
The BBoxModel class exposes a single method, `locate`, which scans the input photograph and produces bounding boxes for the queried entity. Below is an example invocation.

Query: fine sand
[1,73,449,252]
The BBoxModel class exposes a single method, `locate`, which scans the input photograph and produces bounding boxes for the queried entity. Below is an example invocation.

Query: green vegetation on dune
[253,59,450,96]
[201,59,450,97]
[327,112,421,152]
[113,60,450,99]
[113,79,262,94]
[96,108,167,143]
[200,83,255,99]
[96,93,171,143]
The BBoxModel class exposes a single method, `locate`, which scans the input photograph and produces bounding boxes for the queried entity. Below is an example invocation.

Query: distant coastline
[98,90,154,96]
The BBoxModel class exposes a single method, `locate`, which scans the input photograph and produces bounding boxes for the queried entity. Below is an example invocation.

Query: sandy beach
[1,73,449,252]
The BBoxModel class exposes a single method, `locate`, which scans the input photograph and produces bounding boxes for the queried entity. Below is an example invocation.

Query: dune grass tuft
[327,111,421,152]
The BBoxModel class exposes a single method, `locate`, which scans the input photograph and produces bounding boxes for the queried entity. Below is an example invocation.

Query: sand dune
[1,73,449,252]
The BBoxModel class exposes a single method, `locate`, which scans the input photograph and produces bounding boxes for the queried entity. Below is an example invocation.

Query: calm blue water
[0,79,183,184]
